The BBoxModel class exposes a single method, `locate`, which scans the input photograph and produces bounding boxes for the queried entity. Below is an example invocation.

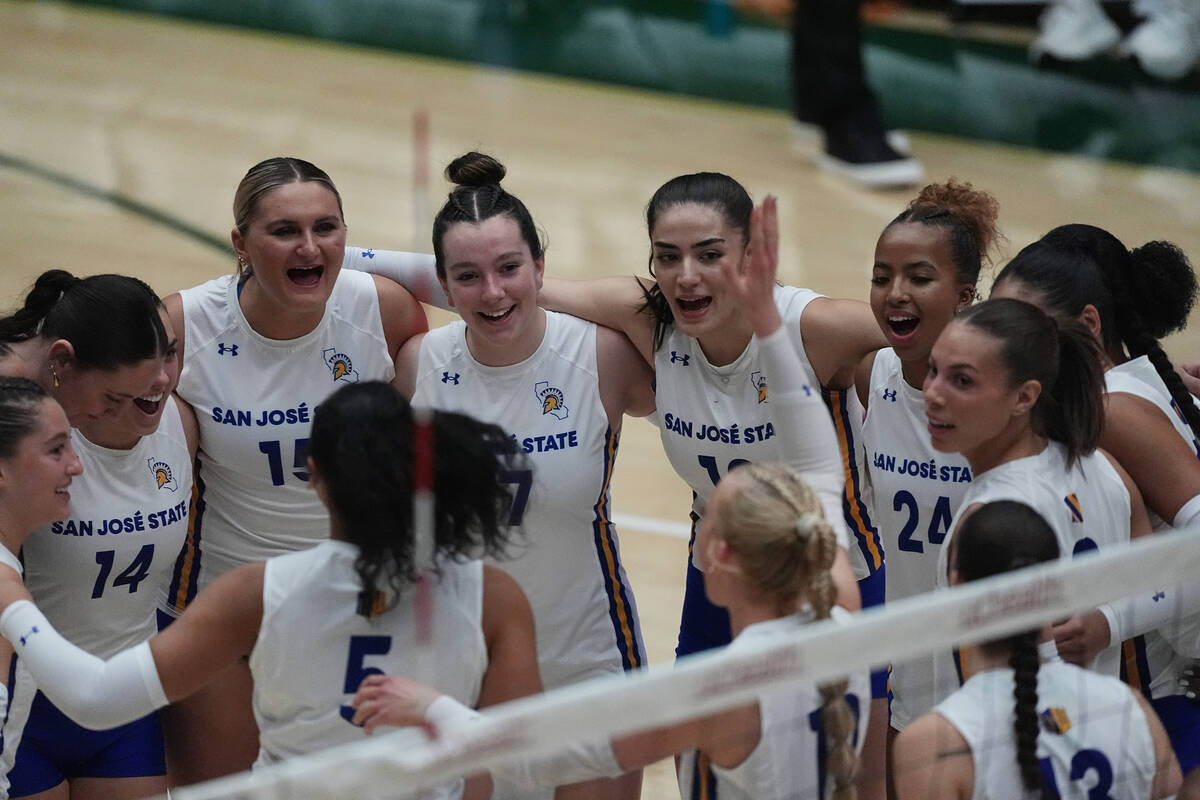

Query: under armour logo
[217,343,239,357]
[441,372,460,385]
[1153,591,1166,602]
[882,388,897,402]
[361,249,376,259]
[670,351,690,366]
[19,626,38,646]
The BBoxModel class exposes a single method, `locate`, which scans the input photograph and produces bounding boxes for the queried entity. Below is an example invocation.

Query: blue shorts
[857,567,890,700]
[676,556,732,658]
[1151,694,1200,774]
[7,691,165,795]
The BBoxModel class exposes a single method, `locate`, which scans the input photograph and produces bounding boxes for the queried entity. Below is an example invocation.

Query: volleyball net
[171,526,1200,800]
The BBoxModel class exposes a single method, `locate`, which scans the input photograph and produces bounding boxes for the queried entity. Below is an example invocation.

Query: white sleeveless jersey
[1105,357,1200,702]
[23,399,191,657]
[939,443,1131,680]
[165,270,393,611]
[863,348,973,730]
[936,661,1156,800]
[251,540,486,784]
[678,609,871,800]
[654,285,846,553]
[412,311,644,690]
[0,546,22,798]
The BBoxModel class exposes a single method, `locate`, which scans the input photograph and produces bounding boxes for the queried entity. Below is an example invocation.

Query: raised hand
[722,195,784,338]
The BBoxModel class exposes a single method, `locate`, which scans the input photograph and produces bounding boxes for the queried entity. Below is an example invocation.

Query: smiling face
[54,337,173,431]
[871,222,974,373]
[650,203,750,348]
[0,398,82,526]
[440,214,546,366]
[923,320,1040,469]
[76,308,179,447]
[232,180,347,332]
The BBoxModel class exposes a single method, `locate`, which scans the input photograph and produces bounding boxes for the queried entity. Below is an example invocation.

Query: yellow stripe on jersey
[829,390,883,570]
[169,479,203,612]
[1121,638,1144,690]
[592,427,641,669]
[1064,493,1084,523]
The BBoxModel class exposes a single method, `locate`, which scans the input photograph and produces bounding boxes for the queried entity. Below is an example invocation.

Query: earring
[49,363,60,389]
[237,256,247,270]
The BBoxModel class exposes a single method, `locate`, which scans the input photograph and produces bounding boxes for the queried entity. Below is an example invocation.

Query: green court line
[0,151,232,256]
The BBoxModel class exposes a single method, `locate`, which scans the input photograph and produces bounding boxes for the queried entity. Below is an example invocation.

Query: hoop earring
[49,363,60,389]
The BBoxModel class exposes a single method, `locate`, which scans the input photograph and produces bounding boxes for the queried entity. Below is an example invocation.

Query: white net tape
[169,526,1200,800]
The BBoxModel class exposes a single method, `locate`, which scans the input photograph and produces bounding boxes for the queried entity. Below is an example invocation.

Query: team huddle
[0,152,1194,800]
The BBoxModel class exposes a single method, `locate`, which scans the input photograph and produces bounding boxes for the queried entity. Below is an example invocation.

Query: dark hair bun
[1129,240,1196,338]
[445,152,506,188]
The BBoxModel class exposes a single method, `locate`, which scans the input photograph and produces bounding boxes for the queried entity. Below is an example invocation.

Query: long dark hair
[957,299,1104,467]
[307,382,523,617]
[639,172,753,351]
[0,270,168,369]
[431,152,544,281]
[994,224,1200,443]
[955,501,1060,798]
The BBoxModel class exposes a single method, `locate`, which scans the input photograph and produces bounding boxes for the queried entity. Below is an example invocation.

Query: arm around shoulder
[163,292,186,355]
[596,325,655,424]
[393,332,426,401]
[799,298,887,388]
[540,276,657,367]
[373,275,429,360]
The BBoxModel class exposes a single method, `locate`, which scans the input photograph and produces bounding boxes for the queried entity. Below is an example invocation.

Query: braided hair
[955,501,1059,798]
[994,224,1200,443]
[716,463,858,799]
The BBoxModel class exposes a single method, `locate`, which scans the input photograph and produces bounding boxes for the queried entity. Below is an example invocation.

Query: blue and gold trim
[165,466,207,614]
[1120,635,1153,698]
[592,427,644,672]
[822,388,884,573]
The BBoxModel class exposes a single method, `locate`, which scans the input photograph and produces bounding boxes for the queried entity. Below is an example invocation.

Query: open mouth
[287,266,324,288]
[479,306,515,323]
[133,392,164,416]
[888,316,919,338]
[677,297,712,314]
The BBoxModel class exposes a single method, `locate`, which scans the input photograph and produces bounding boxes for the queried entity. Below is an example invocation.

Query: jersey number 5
[339,634,394,725]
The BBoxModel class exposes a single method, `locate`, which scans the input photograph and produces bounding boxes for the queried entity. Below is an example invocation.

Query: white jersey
[165,270,393,611]
[24,398,191,657]
[250,540,486,799]
[412,311,643,689]
[653,285,847,551]
[1105,357,1200,701]
[0,546,22,798]
[938,443,1132,684]
[678,609,871,800]
[936,661,1156,800]
[863,349,973,730]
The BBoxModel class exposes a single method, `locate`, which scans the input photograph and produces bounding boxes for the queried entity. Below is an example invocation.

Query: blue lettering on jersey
[50,499,190,536]
[211,405,311,427]
[871,449,972,483]
[660,413,778,445]
[510,430,580,453]
[217,343,238,357]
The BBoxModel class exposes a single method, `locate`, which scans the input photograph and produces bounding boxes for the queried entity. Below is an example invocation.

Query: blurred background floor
[4,1,1200,795]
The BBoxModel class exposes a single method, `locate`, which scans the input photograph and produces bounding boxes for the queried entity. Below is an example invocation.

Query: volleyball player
[990,224,1200,777]
[0,382,546,800]
[895,500,1180,800]
[855,181,998,744]
[157,157,428,782]
[0,271,172,428]
[925,298,1152,685]
[392,151,653,800]
[0,378,82,797]
[353,462,870,800]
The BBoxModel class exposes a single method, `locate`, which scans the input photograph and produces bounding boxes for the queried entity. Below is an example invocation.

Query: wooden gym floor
[3,2,1200,795]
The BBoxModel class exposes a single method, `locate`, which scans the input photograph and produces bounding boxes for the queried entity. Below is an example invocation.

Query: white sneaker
[1031,0,1122,62]
[1120,0,1200,79]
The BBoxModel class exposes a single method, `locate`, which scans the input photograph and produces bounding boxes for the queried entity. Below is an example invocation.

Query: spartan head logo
[148,458,179,492]
[534,381,569,421]
[750,371,768,404]
[323,348,360,384]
